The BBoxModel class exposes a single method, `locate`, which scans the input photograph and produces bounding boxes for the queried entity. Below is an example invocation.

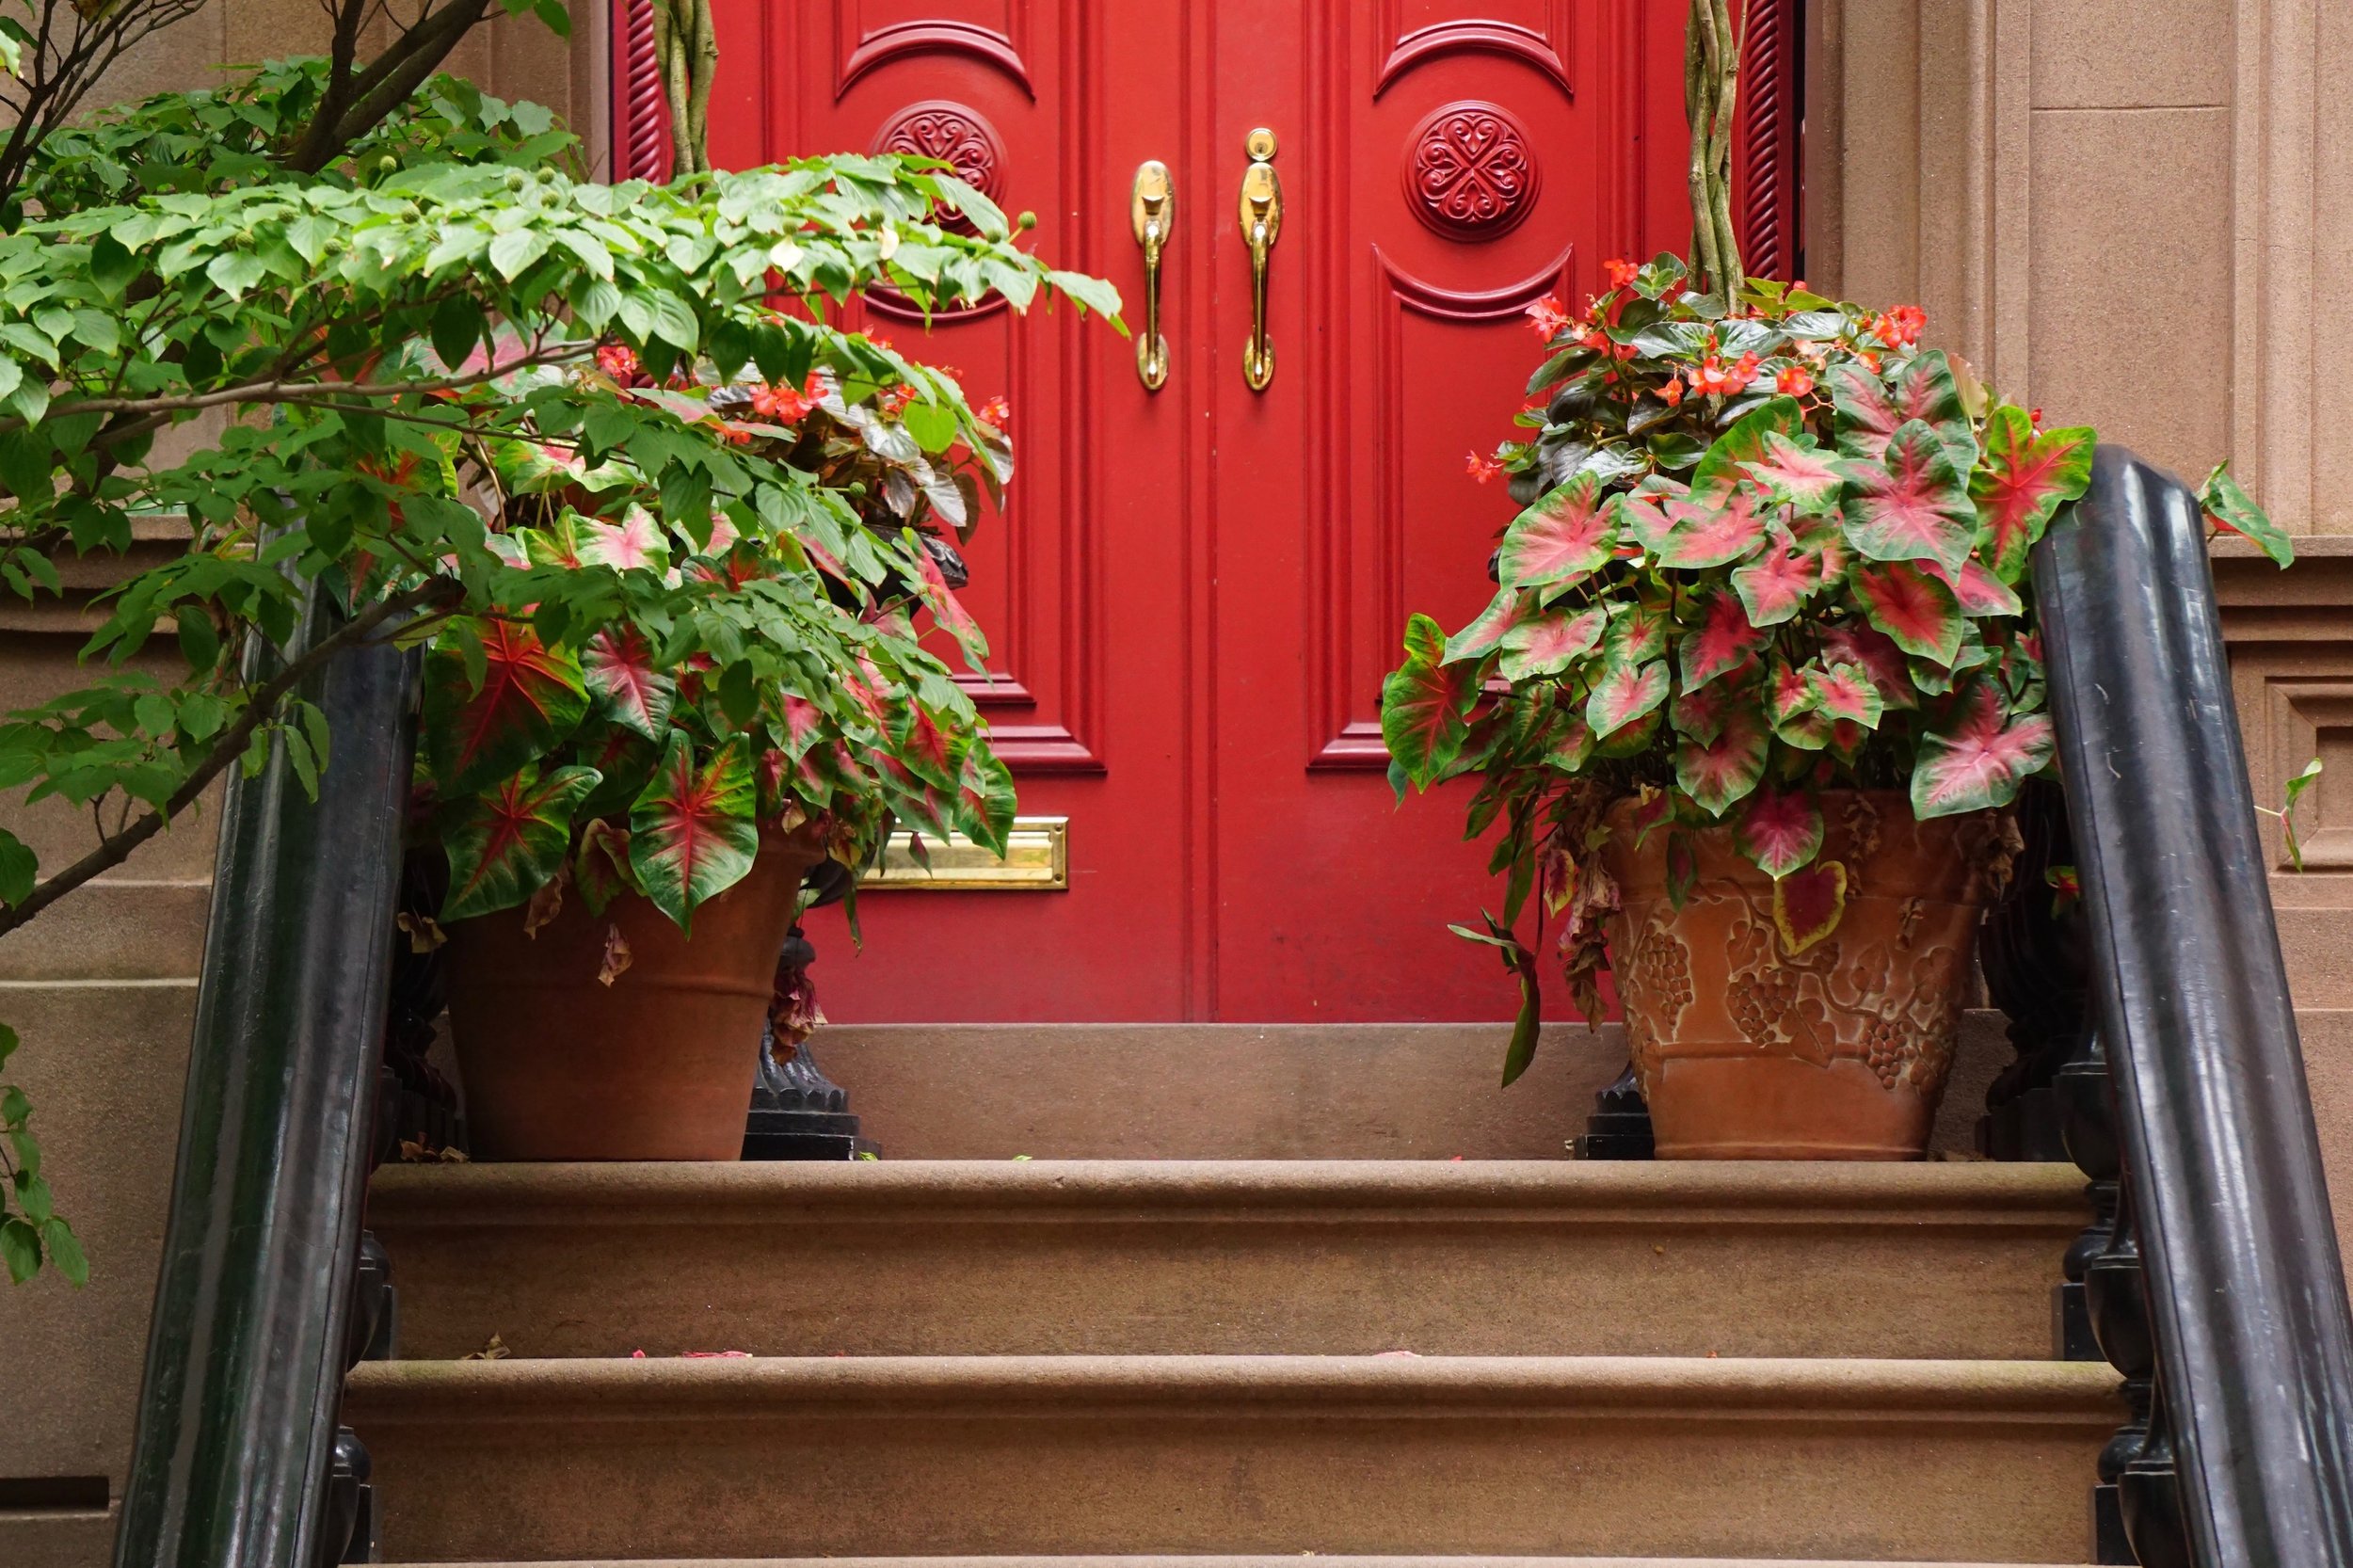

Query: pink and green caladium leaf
[1690,394,1803,497]
[1381,613,1479,790]
[1841,420,1977,573]
[1972,404,2095,581]
[580,625,676,740]
[1499,603,1607,681]
[955,744,1018,858]
[1443,585,1534,664]
[1675,709,1769,817]
[1731,530,1819,626]
[1737,787,1825,878]
[1852,560,1965,664]
[629,734,761,933]
[579,504,672,574]
[1806,659,1886,729]
[440,765,603,922]
[895,703,960,791]
[1678,590,1767,691]
[1497,472,1615,593]
[1819,623,1918,711]
[1911,680,2056,819]
[573,818,637,917]
[1654,488,1769,569]
[1830,361,1902,460]
[1584,658,1671,740]
[1741,432,1858,516]
[2201,458,2296,568]
[1885,350,1975,469]
[1928,554,2024,617]
[423,618,591,796]
[1603,600,1673,666]
[1671,676,1737,744]
[1545,713,1596,772]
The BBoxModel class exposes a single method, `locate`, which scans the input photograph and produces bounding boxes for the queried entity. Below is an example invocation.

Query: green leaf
[0,828,34,906]
[440,764,602,922]
[1379,614,1478,791]
[423,619,590,796]
[488,227,551,281]
[2201,460,2294,568]
[0,1217,38,1284]
[629,735,760,933]
[40,1217,85,1286]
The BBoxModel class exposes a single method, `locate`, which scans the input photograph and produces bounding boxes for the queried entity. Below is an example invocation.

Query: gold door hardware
[1130,160,1173,391]
[858,815,1069,891]
[1237,127,1281,392]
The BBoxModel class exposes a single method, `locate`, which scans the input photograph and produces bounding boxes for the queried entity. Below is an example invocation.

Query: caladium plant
[1383,252,2290,1059]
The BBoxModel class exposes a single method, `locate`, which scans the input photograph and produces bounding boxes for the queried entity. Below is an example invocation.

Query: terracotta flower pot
[443,824,828,1160]
[1600,790,2015,1160]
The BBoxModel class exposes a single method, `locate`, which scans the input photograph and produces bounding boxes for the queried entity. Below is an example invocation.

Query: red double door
[703,2,1768,1022]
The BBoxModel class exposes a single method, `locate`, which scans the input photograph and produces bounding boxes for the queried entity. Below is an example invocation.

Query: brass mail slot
[859,815,1069,891]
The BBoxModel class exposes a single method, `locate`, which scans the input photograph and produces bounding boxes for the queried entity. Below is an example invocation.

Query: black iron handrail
[113,584,416,1568]
[2036,445,2353,1565]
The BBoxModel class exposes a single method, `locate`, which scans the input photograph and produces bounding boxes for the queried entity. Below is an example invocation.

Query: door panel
[697,1,1712,1021]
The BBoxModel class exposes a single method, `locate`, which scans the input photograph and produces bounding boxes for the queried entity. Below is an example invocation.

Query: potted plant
[1380,4,2289,1159]
[400,163,1112,1161]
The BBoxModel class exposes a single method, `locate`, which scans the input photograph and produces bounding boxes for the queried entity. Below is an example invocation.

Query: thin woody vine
[1381,0,2308,1084]
[0,0,1116,1284]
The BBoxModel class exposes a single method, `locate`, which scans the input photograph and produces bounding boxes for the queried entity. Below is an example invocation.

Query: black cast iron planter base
[1576,1062,1655,1160]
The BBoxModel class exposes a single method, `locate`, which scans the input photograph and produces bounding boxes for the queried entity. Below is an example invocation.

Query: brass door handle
[1130,160,1173,391]
[1237,127,1280,392]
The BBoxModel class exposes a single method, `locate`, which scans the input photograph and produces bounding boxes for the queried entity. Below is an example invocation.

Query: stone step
[802,1016,2016,1160]
[345,1354,2119,1564]
[368,1160,2087,1361]
[380,1558,2093,1568]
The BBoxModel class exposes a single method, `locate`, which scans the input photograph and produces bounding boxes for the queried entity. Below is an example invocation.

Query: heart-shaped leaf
[2200,459,2294,568]
[1886,350,1974,469]
[1675,709,1770,816]
[581,624,675,739]
[1585,658,1671,739]
[1972,405,2094,580]
[1741,431,1856,515]
[1444,585,1534,664]
[1499,603,1607,680]
[1381,613,1479,789]
[1852,560,1964,664]
[441,765,603,922]
[1773,859,1848,953]
[1738,787,1824,877]
[423,618,591,796]
[1911,680,2055,818]
[1927,554,2024,617]
[1497,472,1615,592]
[629,734,760,932]
[1655,488,1768,568]
[1818,624,1918,711]
[1732,529,1820,626]
[1841,420,1977,572]
[1678,590,1767,691]
[1691,394,1803,497]
[1830,361,1901,460]
[1806,660,1885,728]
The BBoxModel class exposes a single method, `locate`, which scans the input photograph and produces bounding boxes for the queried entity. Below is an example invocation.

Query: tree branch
[0,575,458,940]
[287,0,494,175]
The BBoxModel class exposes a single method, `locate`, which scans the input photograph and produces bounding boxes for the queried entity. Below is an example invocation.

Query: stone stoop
[376,1561,2095,1568]
[355,1155,2118,1567]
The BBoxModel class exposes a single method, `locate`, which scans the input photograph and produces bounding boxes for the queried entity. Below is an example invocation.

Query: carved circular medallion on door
[1404,100,1539,240]
[872,101,1005,234]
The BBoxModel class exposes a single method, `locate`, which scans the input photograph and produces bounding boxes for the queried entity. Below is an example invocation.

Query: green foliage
[1382,257,2284,1043]
[0,35,1119,1280]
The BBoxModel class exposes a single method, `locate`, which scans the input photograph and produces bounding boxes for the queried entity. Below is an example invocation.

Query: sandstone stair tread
[376,1558,2097,1568]
[369,1160,2088,1361]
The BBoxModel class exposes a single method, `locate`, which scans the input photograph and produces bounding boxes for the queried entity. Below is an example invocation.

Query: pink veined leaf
[1928,554,2025,617]
[1807,660,1886,729]
[523,517,584,568]
[1887,350,1965,428]
[1604,600,1673,666]
[1740,431,1854,516]
[1971,405,2096,582]
[1655,488,1768,569]
[775,694,825,759]
[1545,713,1595,772]
[1611,482,1686,558]
[1671,677,1734,744]
[1767,661,1816,725]
[1792,511,1850,587]
[1499,603,1608,681]
[1690,395,1804,498]
[1773,860,1849,953]
[1911,680,2057,818]
[1732,532,1818,626]
[1678,590,1767,691]
[841,655,891,724]
[1737,788,1825,878]
[422,618,590,796]
[1381,613,1479,788]
[440,765,603,923]
[1584,658,1671,739]
[1819,623,1918,711]
[1445,585,1536,665]
[898,704,958,790]
[1841,420,1977,572]
[917,551,988,663]
[1851,560,1965,664]
[1497,473,1615,592]
[1830,361,1901,460]
[955,744,1017,857]
[581,625,676,740]
[628,734,760,933]
[579,504,670,572]
[1674,709,1769,817]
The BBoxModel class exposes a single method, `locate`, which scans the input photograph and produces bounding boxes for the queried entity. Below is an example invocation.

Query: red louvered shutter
[610,0,672,182]
[1733,0,1804,282]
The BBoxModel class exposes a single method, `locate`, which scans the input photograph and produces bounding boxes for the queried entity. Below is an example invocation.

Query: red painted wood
[698,0,1792,1022]
[610,0,673,181]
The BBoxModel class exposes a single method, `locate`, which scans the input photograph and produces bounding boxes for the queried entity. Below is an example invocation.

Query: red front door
[702,2,1722,1022]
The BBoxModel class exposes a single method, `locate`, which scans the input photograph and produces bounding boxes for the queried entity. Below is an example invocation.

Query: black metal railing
[112,584,415,1568]
[2035,445,2353,1566]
